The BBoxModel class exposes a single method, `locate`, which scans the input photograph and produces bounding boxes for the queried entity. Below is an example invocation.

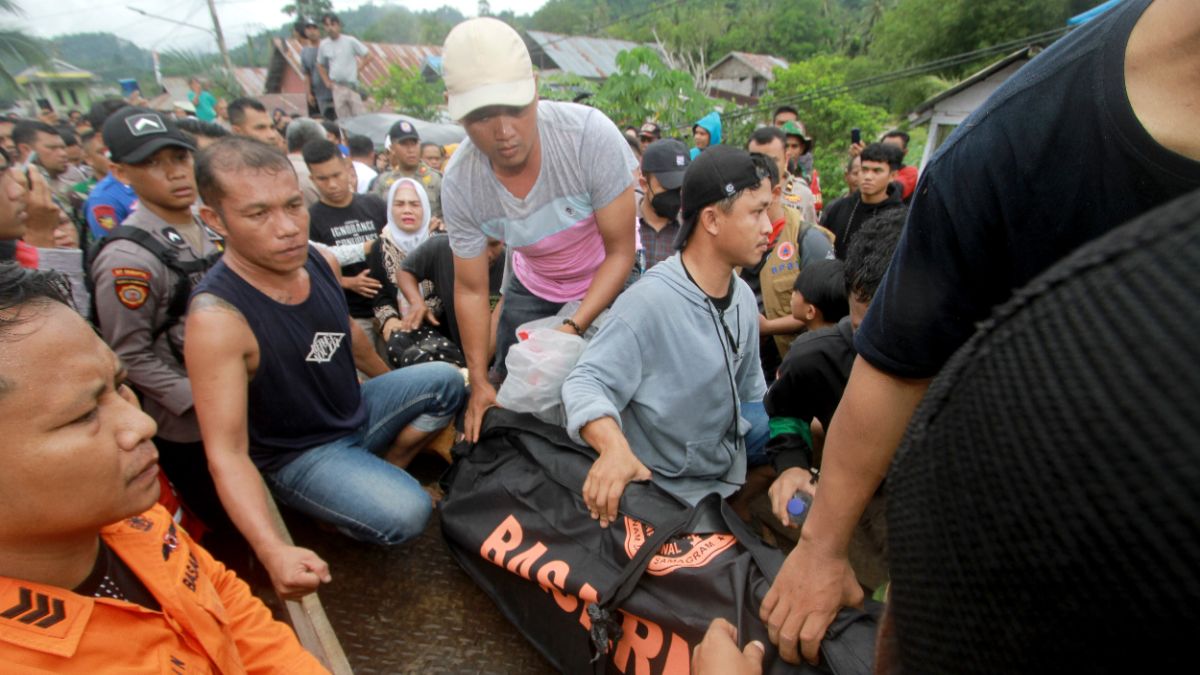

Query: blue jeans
[494,273,565,379]
[265,362,465,546]
[743,401,771,468]
[493,265,641,380]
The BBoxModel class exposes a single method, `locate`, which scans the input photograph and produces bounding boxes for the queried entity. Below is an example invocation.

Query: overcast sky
[14,1,550,52]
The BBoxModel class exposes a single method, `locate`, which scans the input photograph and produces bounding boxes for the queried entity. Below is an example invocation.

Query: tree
[871,0,1073,74]
[282,0,333,20]
[369,65,445,121]
[759,55,891,197]
[589,46,717,137]
[360,8,420,44]
[160,49,243,100]
[0,0,46,88]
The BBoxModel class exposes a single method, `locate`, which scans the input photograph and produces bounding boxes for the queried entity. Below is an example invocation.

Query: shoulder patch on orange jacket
[0,579,93,657]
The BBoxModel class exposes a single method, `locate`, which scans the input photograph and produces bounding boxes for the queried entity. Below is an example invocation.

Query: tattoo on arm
[190,293,249,324]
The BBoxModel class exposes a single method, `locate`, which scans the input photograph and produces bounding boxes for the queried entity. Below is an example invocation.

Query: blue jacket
[84,174,138,241]
[563,254,766,504]
[689,111,723,160]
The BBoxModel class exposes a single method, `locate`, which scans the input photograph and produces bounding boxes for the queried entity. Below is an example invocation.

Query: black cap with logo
[102,107,196,165]
[640,139,690,190]
[675,145,770,250]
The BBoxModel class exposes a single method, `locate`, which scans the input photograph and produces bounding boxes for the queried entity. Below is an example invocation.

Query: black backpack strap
[586,497,708,672]
[90,225,219,363]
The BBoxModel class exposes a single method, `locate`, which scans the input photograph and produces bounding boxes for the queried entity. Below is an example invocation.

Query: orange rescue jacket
[0,505,327,674]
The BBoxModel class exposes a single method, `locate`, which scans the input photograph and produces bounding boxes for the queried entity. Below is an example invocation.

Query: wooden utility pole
[205,0,237,78]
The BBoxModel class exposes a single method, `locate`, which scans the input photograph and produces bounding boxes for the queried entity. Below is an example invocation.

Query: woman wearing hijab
[369,178,437,341]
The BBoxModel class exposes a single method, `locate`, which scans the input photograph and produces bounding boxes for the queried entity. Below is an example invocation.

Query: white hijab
[383,177,432,254]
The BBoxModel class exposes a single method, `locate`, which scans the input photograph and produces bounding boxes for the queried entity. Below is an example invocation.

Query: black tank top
[192,246,367,472]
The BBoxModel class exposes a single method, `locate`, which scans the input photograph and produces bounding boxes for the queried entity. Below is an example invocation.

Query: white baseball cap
[442,18,536,121]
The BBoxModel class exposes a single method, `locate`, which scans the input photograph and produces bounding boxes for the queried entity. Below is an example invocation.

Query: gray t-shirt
[442,101,636,303]
[301,44,333,101]
[318,35,368,85]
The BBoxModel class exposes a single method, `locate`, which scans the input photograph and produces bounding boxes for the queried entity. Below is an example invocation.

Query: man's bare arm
[454,252,495,442]
[760,314,807,337]
[314,247,388,376]
[349,318,388,377]
[580,416,650,528]
[569,185,637,331]
[488,294,504,362]
[761,356,930,664]
[185,293,331,599]
[396,268,438,332]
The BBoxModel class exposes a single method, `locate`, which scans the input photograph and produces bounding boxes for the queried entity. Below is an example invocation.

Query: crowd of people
[1,0,1198,671]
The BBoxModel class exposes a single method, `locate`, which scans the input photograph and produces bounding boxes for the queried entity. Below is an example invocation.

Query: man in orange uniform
[0,262,326,673]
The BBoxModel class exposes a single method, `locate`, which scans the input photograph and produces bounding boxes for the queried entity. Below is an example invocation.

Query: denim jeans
[742,400,771,468]
[493,263,643,380]
[494,273,565,379]
[265,362,465,546]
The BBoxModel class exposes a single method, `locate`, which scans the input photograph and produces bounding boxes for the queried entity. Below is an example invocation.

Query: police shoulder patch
[92,204,117,231]
[112,267,152,310]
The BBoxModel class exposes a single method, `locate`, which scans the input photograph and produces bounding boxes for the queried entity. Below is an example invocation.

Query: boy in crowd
[420,142,445,173]
[764,210,904,591]
[819,142,905,260]
[304,138,389,351]
[790,258,848,333]
[637,138,689,272]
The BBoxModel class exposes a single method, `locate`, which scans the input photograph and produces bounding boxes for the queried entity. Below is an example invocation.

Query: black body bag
[440,409,878,675]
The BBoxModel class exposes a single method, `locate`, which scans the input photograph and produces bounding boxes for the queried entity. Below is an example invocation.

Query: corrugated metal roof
[234,67,268,96]
[525,31,657,79]
[273,38,442,88]
[708,52,789,79]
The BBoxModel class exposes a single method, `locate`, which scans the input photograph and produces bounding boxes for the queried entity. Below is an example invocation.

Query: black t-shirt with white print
[308,194,387,319]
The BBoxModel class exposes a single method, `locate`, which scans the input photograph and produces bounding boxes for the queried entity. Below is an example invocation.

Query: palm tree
[0,0,46,88]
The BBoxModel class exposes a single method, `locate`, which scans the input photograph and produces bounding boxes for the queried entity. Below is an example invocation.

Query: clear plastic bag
[497,327,586,416]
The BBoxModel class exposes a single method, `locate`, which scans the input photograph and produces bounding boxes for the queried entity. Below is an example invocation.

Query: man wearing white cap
[440,17,638,441]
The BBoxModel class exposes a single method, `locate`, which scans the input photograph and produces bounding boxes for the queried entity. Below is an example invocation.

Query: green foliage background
[2,0,1107,195]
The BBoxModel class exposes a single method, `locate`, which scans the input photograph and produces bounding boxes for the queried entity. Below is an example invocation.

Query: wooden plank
[263,489,354,675]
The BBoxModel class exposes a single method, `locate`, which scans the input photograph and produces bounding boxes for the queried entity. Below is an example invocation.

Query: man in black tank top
[184,137,465,599]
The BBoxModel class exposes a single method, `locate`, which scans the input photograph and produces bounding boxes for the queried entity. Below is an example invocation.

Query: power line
[536,0,693,50]
[723,25,1072,123]
[149,0,207,50]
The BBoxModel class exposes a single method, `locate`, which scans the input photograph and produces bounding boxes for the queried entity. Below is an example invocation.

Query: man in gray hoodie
[563,146,774,526]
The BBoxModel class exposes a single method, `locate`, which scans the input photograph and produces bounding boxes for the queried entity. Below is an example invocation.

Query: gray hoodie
[563,254,767,504]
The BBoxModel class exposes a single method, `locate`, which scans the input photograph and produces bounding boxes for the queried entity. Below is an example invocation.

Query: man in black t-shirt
[762,0,1200,665]
[304,139,388,351]
[396,233,504,351]
[818,142,904,260]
